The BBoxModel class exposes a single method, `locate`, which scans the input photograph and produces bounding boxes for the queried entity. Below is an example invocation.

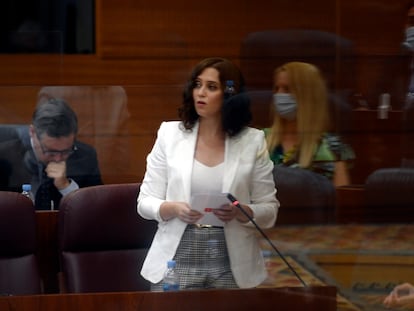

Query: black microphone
[226,193,307,287]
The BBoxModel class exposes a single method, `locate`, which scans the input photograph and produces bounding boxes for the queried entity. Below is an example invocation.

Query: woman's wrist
[236,204,253,223]
[160,201,176,221]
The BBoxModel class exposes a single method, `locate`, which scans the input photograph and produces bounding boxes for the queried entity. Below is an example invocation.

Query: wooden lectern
[0,286,336,311]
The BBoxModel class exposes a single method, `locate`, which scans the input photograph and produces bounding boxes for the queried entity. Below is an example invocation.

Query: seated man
[0,98,102,210]
[37,86,131,183]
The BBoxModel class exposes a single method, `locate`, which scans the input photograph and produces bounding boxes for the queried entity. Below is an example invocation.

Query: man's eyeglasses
[36,134,77,157]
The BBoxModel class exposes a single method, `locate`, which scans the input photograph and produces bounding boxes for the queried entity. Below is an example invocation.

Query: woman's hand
[176,203,204,224]
[160,201,203,223]
[213,203,252,223]
[213,203,238,223]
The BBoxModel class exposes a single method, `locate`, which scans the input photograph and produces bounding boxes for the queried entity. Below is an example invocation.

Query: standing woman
[138,57,278,290]
[265,61,354,187]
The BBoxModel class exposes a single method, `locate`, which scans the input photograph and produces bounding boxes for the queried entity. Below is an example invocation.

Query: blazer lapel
[178,123,198,202]
[223,135,242,193]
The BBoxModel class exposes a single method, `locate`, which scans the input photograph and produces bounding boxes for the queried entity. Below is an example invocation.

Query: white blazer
[137,121,279,288]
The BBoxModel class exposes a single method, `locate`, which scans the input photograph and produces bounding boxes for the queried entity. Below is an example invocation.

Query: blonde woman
[265,61,354,187]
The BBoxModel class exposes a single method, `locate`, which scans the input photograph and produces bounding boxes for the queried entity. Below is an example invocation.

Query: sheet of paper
[190,193,230,227]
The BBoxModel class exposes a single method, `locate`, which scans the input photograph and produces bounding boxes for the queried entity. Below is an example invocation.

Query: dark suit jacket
[0,125,103,209]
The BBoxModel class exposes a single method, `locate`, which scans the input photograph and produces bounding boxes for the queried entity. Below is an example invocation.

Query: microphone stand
[406,54,414,108]
[226,193,307,287]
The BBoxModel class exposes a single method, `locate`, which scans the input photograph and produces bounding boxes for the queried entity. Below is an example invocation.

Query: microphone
[226,193,307,287]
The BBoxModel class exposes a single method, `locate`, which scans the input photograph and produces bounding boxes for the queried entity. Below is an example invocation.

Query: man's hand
[45,161,70,190]
[384,283,414,309]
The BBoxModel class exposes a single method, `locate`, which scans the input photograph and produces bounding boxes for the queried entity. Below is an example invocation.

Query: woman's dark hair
[179,57,252,137]
[32,98,78,138]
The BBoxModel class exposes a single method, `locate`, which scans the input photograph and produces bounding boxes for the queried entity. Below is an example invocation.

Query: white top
[191,159,224,196]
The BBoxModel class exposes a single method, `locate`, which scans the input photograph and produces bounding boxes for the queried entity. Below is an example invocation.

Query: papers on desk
[190,193,230,227]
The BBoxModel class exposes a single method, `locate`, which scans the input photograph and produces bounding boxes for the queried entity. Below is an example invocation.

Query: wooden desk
[310,253,414,291]
[266,224,414,308]
[0,287,337,311]
[35,211,59,294]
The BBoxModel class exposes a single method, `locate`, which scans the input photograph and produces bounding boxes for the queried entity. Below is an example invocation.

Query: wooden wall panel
[339,0,410,55]
[353,55,410,109]
[339,0,413,107]
[0,55,192,86]
[0,85,183,184]
[0,0,412,186]
[96,0,338,59]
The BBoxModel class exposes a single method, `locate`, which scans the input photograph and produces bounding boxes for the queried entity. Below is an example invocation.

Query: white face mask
[402,26,414,51]
[273,93,297,120]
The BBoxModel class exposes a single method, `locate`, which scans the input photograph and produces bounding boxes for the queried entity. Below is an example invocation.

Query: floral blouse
[265,131,355,180]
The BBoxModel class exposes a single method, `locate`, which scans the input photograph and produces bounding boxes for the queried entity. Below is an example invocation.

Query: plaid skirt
[151,224,238,291]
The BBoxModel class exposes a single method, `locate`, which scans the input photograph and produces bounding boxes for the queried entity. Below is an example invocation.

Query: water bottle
[162,260,179,291]
[262,249,272,269]
[21,184,35,202]
[378,93,391,119]
[207,239,220,259]
[224,80,235,100]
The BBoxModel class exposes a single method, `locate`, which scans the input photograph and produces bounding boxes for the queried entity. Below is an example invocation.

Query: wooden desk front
[0,286,337,311]
[268,223,414,307]
[35,210,59,294]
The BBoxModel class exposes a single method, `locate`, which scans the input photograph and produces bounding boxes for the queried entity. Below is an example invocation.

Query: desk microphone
[226,193,307,287]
